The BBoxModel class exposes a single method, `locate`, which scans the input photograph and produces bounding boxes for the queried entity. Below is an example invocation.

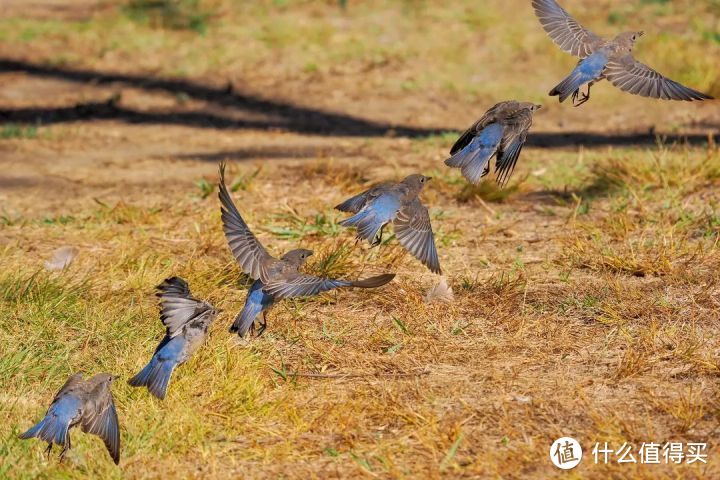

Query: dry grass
[2,138,719,479]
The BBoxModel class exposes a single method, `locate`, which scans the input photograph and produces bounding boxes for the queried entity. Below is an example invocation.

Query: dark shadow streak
[0,59,438,137]
[0,59,716,146]
[526,131,716,148]
[177,146,356,162]
[1,100,715,148]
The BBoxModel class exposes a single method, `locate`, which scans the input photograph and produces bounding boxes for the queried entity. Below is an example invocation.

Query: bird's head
[520,102,542,113]
[616,31,644,50]
[282,248,313,266]
[402,174,431,192]
[89,373,117,388]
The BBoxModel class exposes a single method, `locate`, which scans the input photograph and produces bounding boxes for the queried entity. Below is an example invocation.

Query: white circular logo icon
[550,437,582,469]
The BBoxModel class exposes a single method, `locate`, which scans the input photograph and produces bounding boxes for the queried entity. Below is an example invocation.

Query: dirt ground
[1,1,720,479]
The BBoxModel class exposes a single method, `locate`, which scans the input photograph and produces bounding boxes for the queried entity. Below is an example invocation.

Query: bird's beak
[535,104,543,110]
[426,176,433,181]
[111,375,120,381]
[215,308,224,314]
[638,31,645,37]
[308,252,314,257]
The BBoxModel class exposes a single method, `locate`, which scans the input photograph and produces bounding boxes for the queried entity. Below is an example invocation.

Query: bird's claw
[256,322,267,337]
[256,313,268,337]
[571,89,590,107]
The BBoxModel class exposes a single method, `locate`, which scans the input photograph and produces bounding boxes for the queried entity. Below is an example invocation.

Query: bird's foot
[572,89,590,107]
[45,443,53,461]
[58,447,68,463]
[256,322,267,337]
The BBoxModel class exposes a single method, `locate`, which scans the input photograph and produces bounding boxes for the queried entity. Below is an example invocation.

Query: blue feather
[129,336,184,399]
[230,280,274,337]
[340,194,400,243]
[19,395,80,446]
[446,123,504,184]
[551,52,607,101]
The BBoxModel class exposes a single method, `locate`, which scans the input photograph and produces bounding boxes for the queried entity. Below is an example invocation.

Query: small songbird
[219,162,395,338]
[335,174,441,274]
[533,0,713,106]
[19,373,120,465]
[445,101,541,186]
[128,277,220,400]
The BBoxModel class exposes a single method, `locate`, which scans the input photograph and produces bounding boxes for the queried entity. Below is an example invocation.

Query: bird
[218,162,396,338]
[19,373,120,465]
[335,174,441,274]
[445,101,541,187]
[128,277,220,400]
[532,0,713,106]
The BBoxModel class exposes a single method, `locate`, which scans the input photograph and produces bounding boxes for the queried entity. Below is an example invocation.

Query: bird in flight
[128,277,220,399]
[336,174,441,274]
[219,162,395,338]
[446,101,541,187]
[19,373,121,465]
[532,0,713,106]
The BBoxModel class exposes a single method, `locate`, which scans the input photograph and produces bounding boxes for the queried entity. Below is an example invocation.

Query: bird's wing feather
[81,396,121,465]
[495,109,533,187]
[335,185,386,213]
[449,105,506,155]
[156,277,213,338]
[51,373,84,404]
[393,199,441,274]
[218,162,276,281]
[604,55,713,101]
[262,273,349,299]
[532,0,603,58]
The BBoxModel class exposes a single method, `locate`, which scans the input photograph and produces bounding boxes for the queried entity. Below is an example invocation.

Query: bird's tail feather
[229,301,263,337]
[550,71,586,102]
[461,156,491,185]
[349,274,396,288]
[340,210,384,243]
[128,357,175,400]
[19,415,69,447]
[445,128,501,184]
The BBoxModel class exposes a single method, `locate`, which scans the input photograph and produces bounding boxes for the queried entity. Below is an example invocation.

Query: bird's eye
[420,178,425,183]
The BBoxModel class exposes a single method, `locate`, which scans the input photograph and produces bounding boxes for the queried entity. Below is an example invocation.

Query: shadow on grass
[0,58,717,147]
[177,145,358,162]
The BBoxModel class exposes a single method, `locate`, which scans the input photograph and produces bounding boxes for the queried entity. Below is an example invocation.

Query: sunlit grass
[0,0,716,97]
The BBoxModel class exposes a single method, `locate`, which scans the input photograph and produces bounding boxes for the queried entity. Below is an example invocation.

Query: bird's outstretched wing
[218,162,276,281]
[604,55,713,101]
[393,199,441,274]
[495,108,533,187]
[156,277,213,338]
[532,0,603,58]
[81,395,120,465]
[263,273,395,299]
[262,274,350,299]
